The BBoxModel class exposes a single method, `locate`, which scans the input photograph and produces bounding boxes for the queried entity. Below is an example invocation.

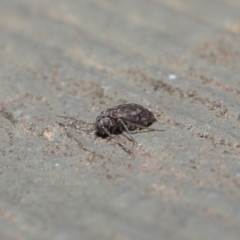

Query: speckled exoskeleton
[95,103,157,152]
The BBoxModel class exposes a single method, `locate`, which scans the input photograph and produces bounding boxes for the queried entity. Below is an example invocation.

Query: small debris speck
[168,74,177,80]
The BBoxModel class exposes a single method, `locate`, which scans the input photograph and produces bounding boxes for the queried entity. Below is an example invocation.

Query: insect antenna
[57,115,94,125]
[57,115,95,133]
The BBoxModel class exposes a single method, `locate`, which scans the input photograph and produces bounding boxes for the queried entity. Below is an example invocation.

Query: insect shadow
[57,103,164,154]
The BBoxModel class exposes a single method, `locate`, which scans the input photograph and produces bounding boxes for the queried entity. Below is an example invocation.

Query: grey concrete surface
[0,0,240,239]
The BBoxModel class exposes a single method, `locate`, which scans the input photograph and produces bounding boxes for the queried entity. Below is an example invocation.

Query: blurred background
[0,0,240,240]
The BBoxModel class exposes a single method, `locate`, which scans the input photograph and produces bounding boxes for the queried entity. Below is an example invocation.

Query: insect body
[96,103,156,135]
[95,104,157,152]
[58,103,159,154]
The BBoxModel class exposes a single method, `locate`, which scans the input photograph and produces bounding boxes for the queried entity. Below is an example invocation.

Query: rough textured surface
[0,0,240,239]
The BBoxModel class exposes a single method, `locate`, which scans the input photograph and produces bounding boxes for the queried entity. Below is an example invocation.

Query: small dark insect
[58,103,161,153]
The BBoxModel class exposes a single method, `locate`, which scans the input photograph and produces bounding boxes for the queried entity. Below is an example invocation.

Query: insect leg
[101,125,131,153]
[117,120,137,144]
[107,119,135,145]
[105,120,122,143]
[121,121,165,134]
[121,120,137,153]
[111,120,122,133]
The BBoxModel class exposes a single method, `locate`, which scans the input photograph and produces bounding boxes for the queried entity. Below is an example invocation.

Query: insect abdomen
[107,103,155,126]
